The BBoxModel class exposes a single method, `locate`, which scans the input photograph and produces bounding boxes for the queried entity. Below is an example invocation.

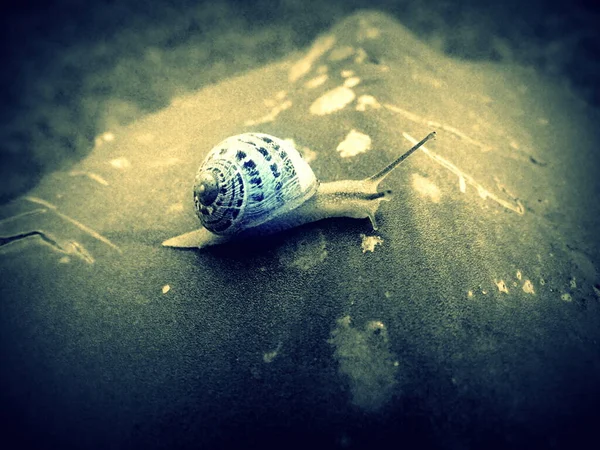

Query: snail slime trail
[162,132,436,250]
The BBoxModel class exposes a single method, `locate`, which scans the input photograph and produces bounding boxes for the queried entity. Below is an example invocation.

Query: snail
[162,131,436,250]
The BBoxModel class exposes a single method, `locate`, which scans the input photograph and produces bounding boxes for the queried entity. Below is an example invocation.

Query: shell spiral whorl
[193,133,318,235]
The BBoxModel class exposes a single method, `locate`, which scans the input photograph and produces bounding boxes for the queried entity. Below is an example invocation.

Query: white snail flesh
[162,131,436,250]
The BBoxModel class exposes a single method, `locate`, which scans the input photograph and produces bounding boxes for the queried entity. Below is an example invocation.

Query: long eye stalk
[369,131,436,184]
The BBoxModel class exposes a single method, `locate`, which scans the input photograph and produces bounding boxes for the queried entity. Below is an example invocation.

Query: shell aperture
[193,133,318,235]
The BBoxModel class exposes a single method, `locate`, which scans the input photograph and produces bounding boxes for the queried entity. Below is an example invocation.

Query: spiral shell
[193,133,318,235]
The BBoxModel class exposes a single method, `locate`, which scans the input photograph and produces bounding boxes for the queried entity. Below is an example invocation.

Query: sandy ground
[0,0,598,202]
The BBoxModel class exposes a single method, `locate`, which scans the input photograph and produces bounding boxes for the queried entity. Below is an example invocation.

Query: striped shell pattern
[193,133,318,235]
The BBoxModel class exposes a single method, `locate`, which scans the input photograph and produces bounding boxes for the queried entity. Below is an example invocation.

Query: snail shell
[194,133,317,235]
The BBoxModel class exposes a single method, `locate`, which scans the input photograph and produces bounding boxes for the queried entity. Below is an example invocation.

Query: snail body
[162,131,436,250]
